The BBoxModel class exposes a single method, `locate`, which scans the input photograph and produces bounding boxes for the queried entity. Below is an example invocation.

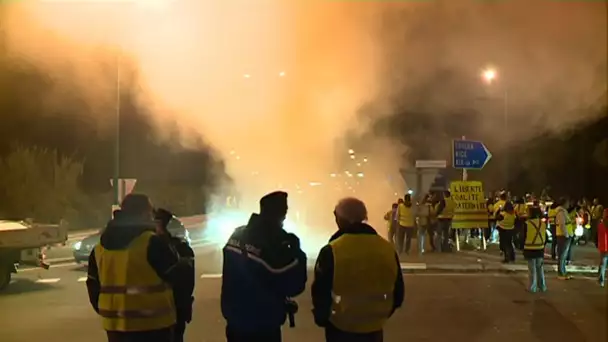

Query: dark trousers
[498,228,515,262]
[550,224,558,259]
[556,236,572,276]
[107,327,173,342]
[591,219,600,246]
[388,224,397,246]
[438,219,452,252]
[226,326,281,342]
[566,237,574,262]
[485,220,496,241]
[325,324,383,342]
[427,223,437,251]
[173,321,186,342]
[514,219,526,250]
[396,225,414,254]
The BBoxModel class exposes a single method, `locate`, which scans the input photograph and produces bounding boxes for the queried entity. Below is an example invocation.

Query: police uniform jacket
[221,213,308,333]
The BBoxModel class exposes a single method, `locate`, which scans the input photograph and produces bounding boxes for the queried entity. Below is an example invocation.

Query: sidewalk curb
[400,263,600,274]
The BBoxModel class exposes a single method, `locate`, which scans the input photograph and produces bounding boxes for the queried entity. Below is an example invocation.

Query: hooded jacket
[221,213,307,332]
[86,216,181,315]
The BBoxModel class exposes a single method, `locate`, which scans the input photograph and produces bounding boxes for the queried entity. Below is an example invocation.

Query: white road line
[77,277,87,282]
[20,262,79,272]
[200,274,222,279]
[400,263,427,270]
[35,278,61,284]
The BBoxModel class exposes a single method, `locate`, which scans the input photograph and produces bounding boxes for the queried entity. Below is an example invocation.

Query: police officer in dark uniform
[221,191,308,342]
[154,208,195,342]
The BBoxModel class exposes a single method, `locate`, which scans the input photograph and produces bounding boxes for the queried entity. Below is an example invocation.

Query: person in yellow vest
[514,197,528,250]
[311,197,404,342]
[497,201,516,263]
[547,202,559,260]
[435,190,456,252]
[522,203,548,293]
[555,197,573,279]
[565,203,579,263]
[485,198,496,243]
[86,194,180,342]
[417,194,435,255]
[383,203,399,246]
[397,194,416,254]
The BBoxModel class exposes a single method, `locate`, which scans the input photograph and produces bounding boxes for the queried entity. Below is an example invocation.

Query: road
[2,247,606,342]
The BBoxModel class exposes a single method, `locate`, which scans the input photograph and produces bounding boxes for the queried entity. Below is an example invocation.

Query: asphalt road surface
[2,246,607,342]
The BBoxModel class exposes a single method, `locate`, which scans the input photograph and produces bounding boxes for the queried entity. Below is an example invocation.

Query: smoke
[363,1,607,149]
[1,1,605,243]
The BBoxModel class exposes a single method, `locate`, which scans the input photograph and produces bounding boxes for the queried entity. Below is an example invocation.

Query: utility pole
[113,52,121,206]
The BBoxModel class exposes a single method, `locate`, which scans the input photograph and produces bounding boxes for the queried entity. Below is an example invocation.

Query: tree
[0,146,91,225]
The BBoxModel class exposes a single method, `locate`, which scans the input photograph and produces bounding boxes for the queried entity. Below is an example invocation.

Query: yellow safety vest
[398,203,415,227]
[547,208,557,225]
[95,231,176,332]
[329,234,397,334]
[566,210,577,236]
[437,198,455,219]
[498,212,516,230]
[524,218,547,250]
[494,200,506,217]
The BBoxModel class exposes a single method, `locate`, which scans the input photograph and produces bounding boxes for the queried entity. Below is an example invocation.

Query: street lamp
[482,68,497,84]
[113,52,121,206]
[480,66,509,187]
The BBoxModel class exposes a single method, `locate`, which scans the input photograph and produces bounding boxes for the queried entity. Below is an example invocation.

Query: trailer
[0,220,68,290]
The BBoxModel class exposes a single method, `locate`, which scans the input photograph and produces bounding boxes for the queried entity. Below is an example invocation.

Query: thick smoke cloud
[1,1,605,241]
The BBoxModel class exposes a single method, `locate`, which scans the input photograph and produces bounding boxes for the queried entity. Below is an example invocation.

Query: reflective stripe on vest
[98,307,174,319]
[329,234,396,334]
[330,292,393,327]
[524,219,546,250]
[99,284,169,295]
[95,231,176,332]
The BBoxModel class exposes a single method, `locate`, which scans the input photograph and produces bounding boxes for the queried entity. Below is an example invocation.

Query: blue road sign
[452,139,492,169]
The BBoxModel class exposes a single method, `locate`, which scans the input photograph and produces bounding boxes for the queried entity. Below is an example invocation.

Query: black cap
[260,191,288,214]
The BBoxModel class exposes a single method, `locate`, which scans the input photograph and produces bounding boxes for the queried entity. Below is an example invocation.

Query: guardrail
[57,214,208,246]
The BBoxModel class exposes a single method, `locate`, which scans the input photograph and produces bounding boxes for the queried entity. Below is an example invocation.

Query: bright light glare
[482,68,497,83]
[330,173,337,178]
[243,74,251,79]
[309,182,322,186]
[348,149,355,154]
[279,71,286,77]
[204,210,327,257]
[350,155,355,159]
[356,172,364,178]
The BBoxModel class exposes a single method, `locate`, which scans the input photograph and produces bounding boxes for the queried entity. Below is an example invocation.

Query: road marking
[35,278,61,284]
[20,262,79,272]
[400,263,427,270]
[200,274,222,279]
[77,277,87,282]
